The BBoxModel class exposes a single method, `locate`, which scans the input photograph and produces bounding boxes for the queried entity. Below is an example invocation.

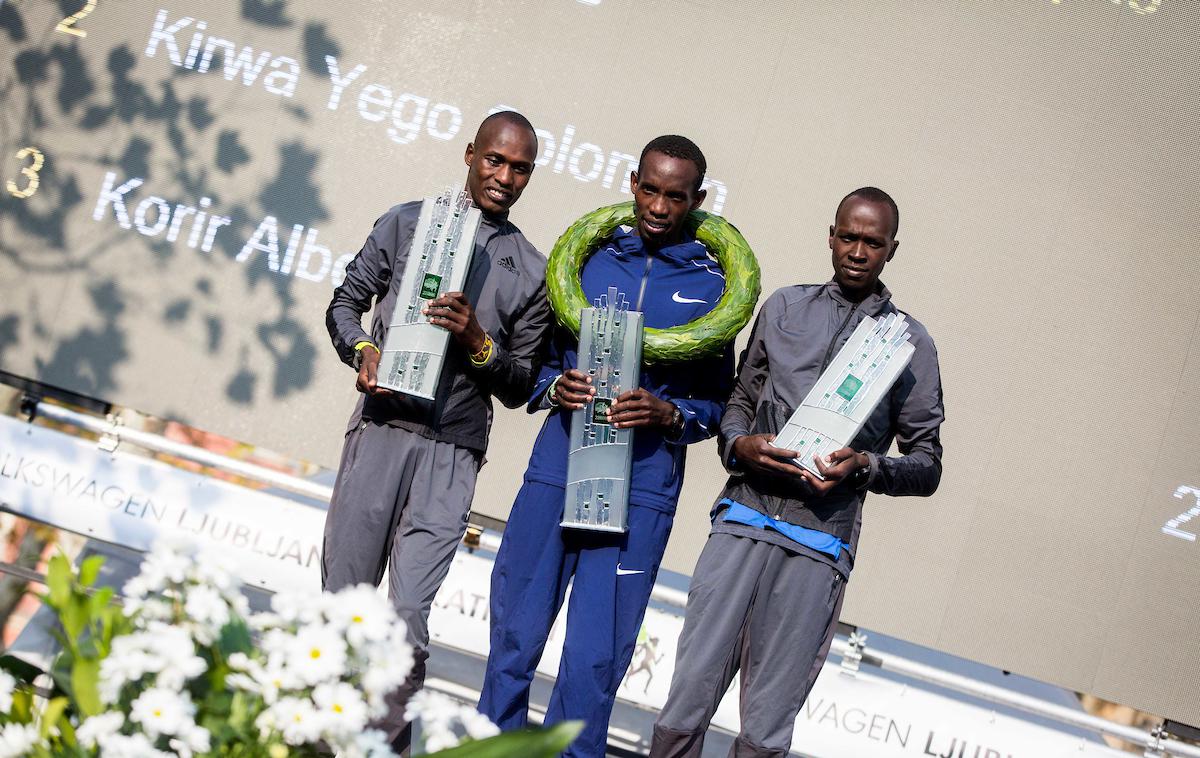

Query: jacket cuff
[721,432,747,475]
[863,451,881,490]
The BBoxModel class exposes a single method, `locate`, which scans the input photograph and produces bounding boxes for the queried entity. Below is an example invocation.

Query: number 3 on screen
[6,147,44,199]
[57,0,97,38]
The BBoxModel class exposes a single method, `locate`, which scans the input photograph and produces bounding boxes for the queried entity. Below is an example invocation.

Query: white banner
[0,413,325,595]
[431,551,1127,758]
[0,416,1128,757]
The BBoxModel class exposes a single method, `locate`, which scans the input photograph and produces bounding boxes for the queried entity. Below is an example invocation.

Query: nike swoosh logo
[616,564,645,576]
[672,291,707,304]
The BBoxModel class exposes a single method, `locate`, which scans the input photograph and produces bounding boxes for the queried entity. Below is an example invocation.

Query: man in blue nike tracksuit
[479,136,736,757]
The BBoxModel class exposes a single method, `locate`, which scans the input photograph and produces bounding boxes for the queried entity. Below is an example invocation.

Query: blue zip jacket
[522,227,735,513]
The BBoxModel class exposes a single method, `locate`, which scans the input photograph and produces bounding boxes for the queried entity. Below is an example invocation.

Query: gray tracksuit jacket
[718,281,944,552]
[326,201,552,453]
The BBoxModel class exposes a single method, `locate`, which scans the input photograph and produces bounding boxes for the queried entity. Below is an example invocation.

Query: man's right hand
[552,368,594,410]
[731,434,803,478]
[355,346,393,396]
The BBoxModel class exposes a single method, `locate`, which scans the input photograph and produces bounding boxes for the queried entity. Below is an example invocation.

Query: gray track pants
[321,421,481,749]
[650,533,846,758]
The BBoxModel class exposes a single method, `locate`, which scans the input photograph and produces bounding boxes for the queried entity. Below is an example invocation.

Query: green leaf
[39,696,69,739]
[45,554,72,609]
[546,202,760,363]
[88,585,114,617]
[428,722,583,758]
[78,555,104,588]
[59,598,87,647]
[217,619,253,657]
[11,687,33,723]
[70,658,101,717]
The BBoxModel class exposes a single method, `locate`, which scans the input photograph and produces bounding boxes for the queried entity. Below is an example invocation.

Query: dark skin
[551,150,706,430]
[829,195,898,302]
[356,117,538,395]
[731,195,900,493]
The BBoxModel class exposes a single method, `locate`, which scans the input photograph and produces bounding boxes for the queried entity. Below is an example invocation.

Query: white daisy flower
[182,584,231,643]
[312,681,369,741]
[0,722,40,758]
[460,708,501,741]
[0,670,16,712]
[130,687,196,737]
[343,728,396,758]
[283,625,348,686]
[322,585,397,647]
[257,697,325,745]
[76,712,126,749]
[93,731,174,758]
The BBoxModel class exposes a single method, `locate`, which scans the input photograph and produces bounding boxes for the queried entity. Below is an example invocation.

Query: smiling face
[828,196,899,301]
[463,119,537,216]
[629,151,706,247]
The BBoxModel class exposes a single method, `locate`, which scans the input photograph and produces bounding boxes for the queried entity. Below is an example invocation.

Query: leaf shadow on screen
[2,12,353,410]
[0,3,28,44]
[0,315,20,367]
[302,22,340,77]
[242,0,293,28]
[34,282,128,397]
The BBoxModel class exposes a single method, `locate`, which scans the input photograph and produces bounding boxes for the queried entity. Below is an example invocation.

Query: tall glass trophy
[377,187,481,400]
[562,287,643,532]
[772,312,915,478]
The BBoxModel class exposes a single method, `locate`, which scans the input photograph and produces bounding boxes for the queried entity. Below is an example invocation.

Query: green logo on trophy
[836,374,863,401]
[773,313,916,479]
[419,273,442,299]
[377,188,480,400]
[591,398,612,425]
[563,287,643,533]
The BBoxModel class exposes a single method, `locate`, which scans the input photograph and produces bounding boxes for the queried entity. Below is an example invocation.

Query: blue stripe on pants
[480,480,674,758]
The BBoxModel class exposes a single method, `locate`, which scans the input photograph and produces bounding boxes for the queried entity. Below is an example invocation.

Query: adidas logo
[497,255,518,274]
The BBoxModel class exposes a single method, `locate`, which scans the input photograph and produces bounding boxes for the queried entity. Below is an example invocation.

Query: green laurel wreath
[546,201,761,363]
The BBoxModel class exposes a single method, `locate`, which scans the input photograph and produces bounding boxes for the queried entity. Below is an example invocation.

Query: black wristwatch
[848,456,872,490]
[668,405,684,436]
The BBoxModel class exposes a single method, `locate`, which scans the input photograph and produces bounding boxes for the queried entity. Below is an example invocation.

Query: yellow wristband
[354,340,379,354]
[469,336,494,366]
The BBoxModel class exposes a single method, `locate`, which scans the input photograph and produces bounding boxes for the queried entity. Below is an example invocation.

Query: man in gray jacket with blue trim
[650,187,944,758]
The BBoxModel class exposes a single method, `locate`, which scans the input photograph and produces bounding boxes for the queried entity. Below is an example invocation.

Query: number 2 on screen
[1162,485,1200,542]
[56,0,97,38]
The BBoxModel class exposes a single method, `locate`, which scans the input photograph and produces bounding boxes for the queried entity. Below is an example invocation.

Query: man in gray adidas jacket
[650,187,944,758]
[323,111,552,750]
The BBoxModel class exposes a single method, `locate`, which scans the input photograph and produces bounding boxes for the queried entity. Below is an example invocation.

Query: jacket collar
[824,279,893,315]
[610,226,707,265]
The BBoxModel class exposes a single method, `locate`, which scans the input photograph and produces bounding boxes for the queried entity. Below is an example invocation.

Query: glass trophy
[562,287,643,532]
[772,312,915,478]
[377,187,481,400]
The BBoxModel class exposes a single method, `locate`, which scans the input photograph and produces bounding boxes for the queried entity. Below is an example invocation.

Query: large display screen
[2,0,1197,726]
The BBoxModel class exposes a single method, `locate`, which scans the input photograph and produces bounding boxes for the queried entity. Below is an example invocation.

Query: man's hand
[801,447,869,496]
[608,389,675,430]
[424,291,487,354]
[355,346,393,396]
[731,434,803,478]
[553,369,594,410]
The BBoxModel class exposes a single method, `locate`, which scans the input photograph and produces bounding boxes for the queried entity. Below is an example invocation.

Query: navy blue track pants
[479,480,674,758]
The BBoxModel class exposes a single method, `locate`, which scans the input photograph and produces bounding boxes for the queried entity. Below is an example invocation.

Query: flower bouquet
[0,540,578,757]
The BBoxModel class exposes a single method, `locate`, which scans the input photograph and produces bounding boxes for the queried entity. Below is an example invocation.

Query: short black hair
[836,186,899,238]
[476,110,537,147]
[638,135,707,191]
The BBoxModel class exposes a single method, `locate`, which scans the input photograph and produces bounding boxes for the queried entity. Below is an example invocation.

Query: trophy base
[559,520,628,534]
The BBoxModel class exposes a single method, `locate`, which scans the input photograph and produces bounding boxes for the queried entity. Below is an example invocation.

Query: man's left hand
[607,389,675,430]
[424,291,487,354]
[800,447,868,496]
